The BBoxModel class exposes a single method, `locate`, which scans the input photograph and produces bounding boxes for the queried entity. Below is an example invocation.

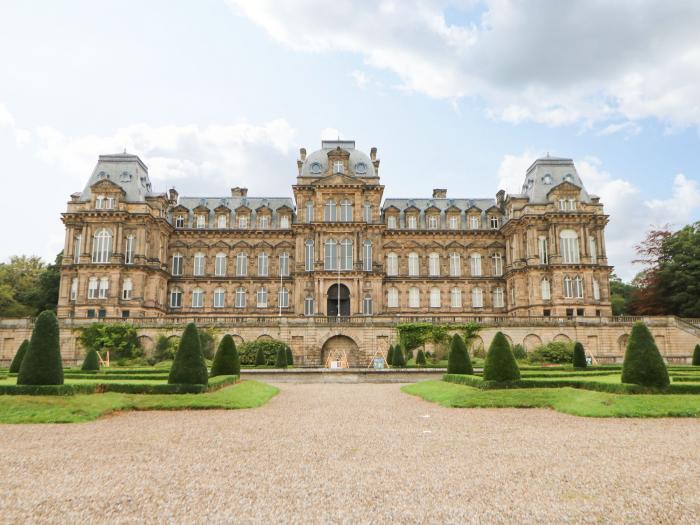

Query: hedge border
[0,375,238,396]
[443,374,700,395]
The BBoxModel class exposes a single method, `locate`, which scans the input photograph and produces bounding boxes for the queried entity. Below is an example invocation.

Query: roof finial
[546,151,550,158]
[123,148,127,154]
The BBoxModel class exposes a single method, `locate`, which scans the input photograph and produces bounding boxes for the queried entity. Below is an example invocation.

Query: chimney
[370,147,377,161]
[231,187,248,197]
[496,189,505,207]
[299,147,307,161]
[168,188,179,203]
[432,188,447,199]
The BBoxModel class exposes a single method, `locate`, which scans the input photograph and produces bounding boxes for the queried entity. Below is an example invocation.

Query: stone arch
[554,334,571,343]
[257,334,273,341]
[618,334,629,354]
[231,335,244,345]
[523,334,542,352]
[502,334,513,347]
[470,336,485,356]
[138,335,155,356]
[321,335,360,367]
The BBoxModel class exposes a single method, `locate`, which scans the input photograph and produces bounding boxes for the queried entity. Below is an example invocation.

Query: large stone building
[2,140,699,366]
[56,140,612,321]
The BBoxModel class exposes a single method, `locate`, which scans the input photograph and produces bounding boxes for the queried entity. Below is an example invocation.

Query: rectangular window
[192,290,204,308]
[450,289,461,308]
[257,288,268,308]
[125,236,135,265]
[489,216,499,229]
[593,279,601,301]
[175,216,185,228]
[236,255,247,276]
[538,236,549,265]
[196,215,206,229]
[217,215,227,229]
[493,288,504,308]
[305,241,314,272]
[280,215,290,229]
[172,255,183,276]
[387,288,398,308]
[472,288,483,308]
[387,216,397,229]
[258,253,269,277]
[449,216,459,230]
[407,216,417,230]
[363,203,372,223]
[98,277,109,299]
[470,255,482,277]
[279,253,290,277]
[73,235,81,264]
[259,216,269,229]
[122,279,132,300]
[87,309,96,319]
[589,236,597,264]
[193,254,205,276]
[408,288,420,308]
[238,216,248,229]
[429,255,440,277]
[470,216,480,229]
[235,289,246,308]
[170,289,182,308]
[215,255,226,277]
[304,297,315,316]
[363,296,373,315]
[427,216,438,229]
[430,289,441,308]
[306,202,314,223]
[340,241,353,270]
[564,278,574,298]
[213,289,225,308]
[70,278,78,301]
[408,255,419,277]
[386,254,398,276]
[492,254,503,277]
[279,288,289,308]
[363,242,372,272]
[449,253,461,277]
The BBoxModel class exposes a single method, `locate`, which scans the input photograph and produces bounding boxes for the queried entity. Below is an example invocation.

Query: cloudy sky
[1,0,700,280]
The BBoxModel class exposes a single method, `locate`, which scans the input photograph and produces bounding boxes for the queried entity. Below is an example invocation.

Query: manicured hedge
[239,339,292,366]
[168,323,208,386]
[416,350,427,366]
[447,334,473,375]
[483,331,520,382]
[572,341,587,368]
[81,349,100,371]
[17,311,64,386]
[210,335,241,377]
[392,345,406,367]
[9,340,29,374]
[443,374,700,395]
[63,373,169,381]
[275,346,288,368]
[621,322,670,388]
[693,344,700,366]
[0,383,97,396]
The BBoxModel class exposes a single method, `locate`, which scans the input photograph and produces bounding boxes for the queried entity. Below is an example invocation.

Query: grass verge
[402,380,700,418]
[0,380,278,424]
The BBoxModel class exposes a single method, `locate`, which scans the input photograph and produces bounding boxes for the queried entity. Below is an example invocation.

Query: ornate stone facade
[56,141,613,320]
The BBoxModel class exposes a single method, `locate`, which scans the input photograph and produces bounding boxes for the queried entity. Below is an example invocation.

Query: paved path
[1,383,700,524]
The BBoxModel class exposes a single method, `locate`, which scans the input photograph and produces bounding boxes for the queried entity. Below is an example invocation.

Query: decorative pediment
[383,205,400,213]
[90,179,125,195]
[172,204,189,214]
[546,181,581,197]
[485,205,502,214]
[232,240,252,249]
[255,240,274,249]
[275,204,293,213]
[274,240,295,249]
[312,173,364,187]
[487,241,506,249]
[424,205,441,214]
[213,240,230,249]
[193,204,210,213]
[404,205,420,214]
[382,241,402,249]
[445,205,461,213]
[191,240,209,249]
[214,204,231,213]
[169,240,188,249]
[465,205,482,213]
[235,205,251,214]
[445,240,464,249]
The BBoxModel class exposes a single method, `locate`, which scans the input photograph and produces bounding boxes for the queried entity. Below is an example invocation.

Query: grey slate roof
[520,156,591,204]
[382,198,497,213]
[176,196,294,213]
[80,153,153,202]
[300,140,378,178]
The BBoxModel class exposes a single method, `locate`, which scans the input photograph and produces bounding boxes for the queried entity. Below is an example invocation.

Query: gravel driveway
[1,383,699,524]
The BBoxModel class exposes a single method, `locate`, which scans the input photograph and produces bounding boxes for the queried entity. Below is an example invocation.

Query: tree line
[0,253,62,317]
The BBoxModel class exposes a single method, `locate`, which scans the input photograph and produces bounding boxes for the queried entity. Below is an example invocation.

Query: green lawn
[402,380,700,418]
[0,380,279,424]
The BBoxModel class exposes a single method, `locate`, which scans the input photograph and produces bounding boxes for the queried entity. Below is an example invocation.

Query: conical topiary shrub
[572,341,587,368]
[255,346,267,366]
[447,334,473,375]
[168,323,208,385]
[621,322,669,388]
[483,332,520,382]
[692,344,700,366]
[286,347,294,366]
[392,345,406,367]
[416,349,427,366]
[210,335,240,377]
[17,311,64,385]
[275,346,287,368]
[386,345,394,366]
[9,339,29,374]
[81,349,100,371]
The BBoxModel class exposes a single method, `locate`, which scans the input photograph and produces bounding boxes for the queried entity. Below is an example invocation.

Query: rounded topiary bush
[692,344,700,366]
[447,334,473,375]
[392,345,406,367]
[572,341,587,368]
[483,332,520,382]
[17,310,64,386]
[275,346,287,368]
[255,346,267,366]
[386,345,395,366]
[210,334,240,377]
[286,347,294,366]
[621,322,669,388]
[81,348,100,371]
[168,323,208,385]
[9,339,29,374]
[415,349,427,366]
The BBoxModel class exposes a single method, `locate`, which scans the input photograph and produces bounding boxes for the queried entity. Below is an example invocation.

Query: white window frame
[593,278,601,301]
[236,253,248,277]
[324,240,337,270]
[470,253,482,277]
[340,199,352,222]
[70,278,78,301]
[408,287,420,308]
[280,215,290,229]
[193,253,205,276]
[589,236,597,264]
[340,239,353,270]
[258,253,269,277]
[172,253,183,276]
[489,216,499,229]
[387,215,397,229]
[324,200,336,222]
[387,288,399,308]
[363,240,372,272]
[450,288,462,308]
[175,216,185,228]
[279,287,289,308]
[257,288,268,308]
[428,253,440,277]
[386,253,398,276]
[407,215,417,230]
[363,202,372,223]
[92,229,112,263]
[564,276,574,298]
[305,240,314,272]
[449,216,459,230]
[471,287,483,308]
[122,278,132,300]
[196,215,206,229]
[470,216,480,229]
[429,288,441,308]
[493,287,504,308]
[217,215,227,229]
[427,215,438,230]
[304,296,315,316]
[238,215,248,229]
[279,252,290,277]
[258,215,270,229]
[492,253,503,277]
[192,288,204,308]
[560,230,580,264]
[73,235,81,264]
[363,295,373,315]
[541,278,551,300]
[215,253,227,277]
[88,277,98,299]
[575,276,584,299]
[98,277,109,299]
[408,253,419,277]
[213,288,225,308]
[538,236,549,265]
[235,287,246,308]
[125,235,135,265]
[449,253,461,277]
[170,288,183,308]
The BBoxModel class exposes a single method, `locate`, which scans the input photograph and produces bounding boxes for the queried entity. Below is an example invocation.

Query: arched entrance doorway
[327,284,350,317]
[321,335,359,367]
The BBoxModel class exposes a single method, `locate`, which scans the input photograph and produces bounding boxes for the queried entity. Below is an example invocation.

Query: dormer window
[427,216,438,230]
[95,195,104,209]
[470,216,480,229]
[97,171,108,180]
[175,215,185,228]
[120,172,132,182]
[387,215,397,229]
[559,199,577,211]
[333,160,344,174]
[563,173,574,183]
[280,215,290,229]
[407,215,417,230]
[355,162,367,174]
[448,216,459,230]
[217,215,227,229]
[259,216,270,229]
[238,215,248,229]
[196,215,206,229]
[489,216,500,229]
[543,174,553,185]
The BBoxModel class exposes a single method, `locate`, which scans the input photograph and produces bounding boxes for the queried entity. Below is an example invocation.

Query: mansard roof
[382,198,496,213]
[80,152,153,202]
[520,155,592,204]
[300,140,378,178]
[177,196,294,214]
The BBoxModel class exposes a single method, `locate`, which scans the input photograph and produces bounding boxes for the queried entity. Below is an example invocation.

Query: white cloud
[0,103,32,145]
[229,0,700,130]
[351,70,369,89]
[496,153,700,280]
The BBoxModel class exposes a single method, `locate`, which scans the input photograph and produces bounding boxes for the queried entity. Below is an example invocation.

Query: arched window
[560,230,580,264]
[449,253,461,277]
[593,278,601,301]
[386,252,398,276]
[574,276,584,298]
[91,229,112,263]
[340,199,353,222]
[471,287,483,308]
[387,288,399,308]
[408,287,420,308]
[541,278,551,300]
[172,253,183,276]
[450,288,461,308]
[491,253,503,276]
[363,240,372,272]
[428,253,440,277]
[257,287,268,308]
[493,287,504,308]
[279,252,290,277]
[215,253,227,277]
[430,287,441,308]
[279,287,289,308]
[340,239,353,270]
[193,253,205,276]
[258,252,269,276]
[192,288,204,308]
[306,201,314,223]
[122,278,132,300]
[213,288,225,308]
[563,173,574,183]
[408,252,419,276]
[125,235,135,265]
[170,287,183,308]
[363,295,373,315]
[563,276,573,298]
[543,173,553,185]
[470,253,482,276]
[324,199,336,221]
[324,239,337,270]
[305,240,314,272]
[235,287,246,308]
[236,253,248,276]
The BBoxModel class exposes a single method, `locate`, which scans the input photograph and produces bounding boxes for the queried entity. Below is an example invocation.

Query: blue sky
[1,0,699,280]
